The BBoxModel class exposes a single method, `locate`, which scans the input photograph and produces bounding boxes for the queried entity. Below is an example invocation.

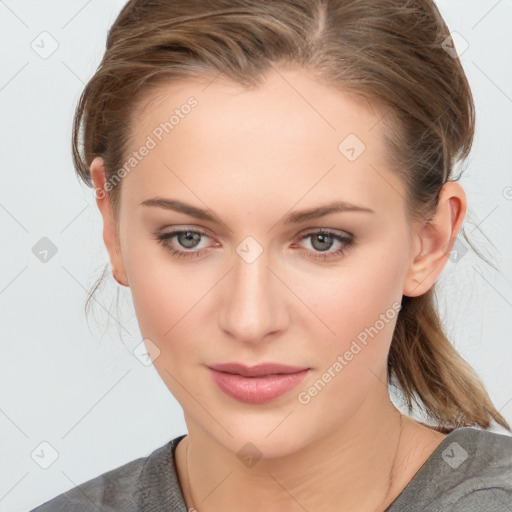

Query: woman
[30,0,512,510]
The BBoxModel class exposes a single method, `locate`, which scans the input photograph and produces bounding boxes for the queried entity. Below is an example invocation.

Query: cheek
[300,240,407,369]
[127,258,209,402]
[292,260,405,423]
[122,237,195,345]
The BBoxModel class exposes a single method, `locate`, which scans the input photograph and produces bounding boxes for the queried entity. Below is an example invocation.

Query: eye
[294,229,355,261]
[154,229,213,259]
[153,228,355,261]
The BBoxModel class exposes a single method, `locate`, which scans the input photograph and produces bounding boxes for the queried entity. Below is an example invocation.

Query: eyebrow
[139,197,375,225]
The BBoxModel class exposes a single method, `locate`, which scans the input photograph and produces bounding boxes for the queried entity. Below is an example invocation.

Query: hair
[72,0,510,432]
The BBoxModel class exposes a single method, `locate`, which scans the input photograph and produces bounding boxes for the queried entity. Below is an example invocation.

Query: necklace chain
[376,410,404,511]
[184,410,404,512]
[185,438,196,512]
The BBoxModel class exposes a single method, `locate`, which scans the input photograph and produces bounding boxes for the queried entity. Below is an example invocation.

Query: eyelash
[154,228,355,261]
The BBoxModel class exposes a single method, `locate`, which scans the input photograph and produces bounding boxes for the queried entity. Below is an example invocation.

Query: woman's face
[97,67,425,456]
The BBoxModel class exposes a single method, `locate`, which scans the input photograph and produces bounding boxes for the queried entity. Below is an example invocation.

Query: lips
[207,362,309,377]
[206,362,310,404]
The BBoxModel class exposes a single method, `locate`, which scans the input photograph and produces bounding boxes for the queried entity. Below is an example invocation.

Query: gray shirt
[29,427,512,511]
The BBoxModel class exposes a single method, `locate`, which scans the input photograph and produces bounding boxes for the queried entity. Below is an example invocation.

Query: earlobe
[112,266,128,287]
[402,182,467,297]
[89,157,129,287]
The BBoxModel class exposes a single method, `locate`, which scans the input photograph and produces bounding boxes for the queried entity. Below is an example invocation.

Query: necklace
[184,410,404,512]
[185,438,196,511]
[374,410,404,512]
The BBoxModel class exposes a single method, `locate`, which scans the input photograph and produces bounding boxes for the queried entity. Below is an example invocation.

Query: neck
[178,387,414,512]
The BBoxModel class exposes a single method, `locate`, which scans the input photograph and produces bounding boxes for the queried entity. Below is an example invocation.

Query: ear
[90,157,129,287]
[403,181,467,297]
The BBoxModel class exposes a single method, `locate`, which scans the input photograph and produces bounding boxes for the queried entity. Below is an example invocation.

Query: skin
[90,66,466,512]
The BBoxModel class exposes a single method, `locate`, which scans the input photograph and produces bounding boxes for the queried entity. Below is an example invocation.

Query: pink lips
[207,363,310,404]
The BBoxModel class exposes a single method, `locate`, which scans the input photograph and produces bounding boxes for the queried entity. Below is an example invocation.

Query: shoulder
[27,435,186,512]
[387,427,512,511]
[27,455,150,512]
[439,427,512,510]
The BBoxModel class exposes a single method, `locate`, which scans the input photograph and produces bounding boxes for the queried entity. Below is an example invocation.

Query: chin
[199,413,314,462]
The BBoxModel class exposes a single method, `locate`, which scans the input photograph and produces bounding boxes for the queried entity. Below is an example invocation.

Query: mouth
[206,362,310,404]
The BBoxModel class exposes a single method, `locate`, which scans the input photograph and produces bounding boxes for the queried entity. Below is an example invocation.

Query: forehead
[121,67,405,218]
[130,67,384,149]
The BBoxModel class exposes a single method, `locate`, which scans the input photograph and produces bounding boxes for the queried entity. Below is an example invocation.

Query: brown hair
[73,0,510,432]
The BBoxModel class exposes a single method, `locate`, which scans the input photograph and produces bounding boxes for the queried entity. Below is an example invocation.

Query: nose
[217,242,289,345]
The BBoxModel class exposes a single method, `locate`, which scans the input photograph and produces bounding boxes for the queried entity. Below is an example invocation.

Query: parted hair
[73,0,510,432]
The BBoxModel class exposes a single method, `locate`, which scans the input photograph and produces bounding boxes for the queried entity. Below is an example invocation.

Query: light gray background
[1,1,511,511]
